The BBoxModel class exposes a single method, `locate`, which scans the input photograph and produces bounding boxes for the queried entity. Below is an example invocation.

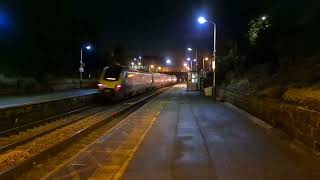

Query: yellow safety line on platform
[112,117,158,180]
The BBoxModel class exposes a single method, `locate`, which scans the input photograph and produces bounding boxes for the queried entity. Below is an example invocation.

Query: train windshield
[104,66,122,81]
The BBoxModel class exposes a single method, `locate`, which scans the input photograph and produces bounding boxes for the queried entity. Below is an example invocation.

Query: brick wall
[217,88,320,153]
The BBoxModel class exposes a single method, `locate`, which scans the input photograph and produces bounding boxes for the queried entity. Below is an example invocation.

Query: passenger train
[98,65,177,99]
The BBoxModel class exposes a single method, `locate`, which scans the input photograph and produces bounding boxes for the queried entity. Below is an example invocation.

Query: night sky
[1,0,318,65]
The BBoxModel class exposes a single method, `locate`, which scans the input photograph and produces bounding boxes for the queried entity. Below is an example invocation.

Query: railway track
[0,87,169,179]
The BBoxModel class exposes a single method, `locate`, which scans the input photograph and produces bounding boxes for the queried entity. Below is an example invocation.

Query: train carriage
[98,65,177,99]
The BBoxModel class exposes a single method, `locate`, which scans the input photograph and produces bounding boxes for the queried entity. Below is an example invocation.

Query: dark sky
[1,1,216,59]
[89,0,215,58]
[3,0,314,62]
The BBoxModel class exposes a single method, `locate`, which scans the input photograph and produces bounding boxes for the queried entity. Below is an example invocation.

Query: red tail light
[115,84,122,91]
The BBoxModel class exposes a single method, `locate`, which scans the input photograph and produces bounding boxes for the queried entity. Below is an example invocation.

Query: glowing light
[183,63,188,67]
[158,67,162,70]
[150,65,154,68]
[198,17,208,24]
[187,48,193,51]
[166,59,171,64]
[261,16,267,21]
[131,62,134,66]
[205,57,209,61]
[193,59,197,62]
[187,58,191,61]
[138,62,141,66]
[85,45,91,50]
[98,83,103,87]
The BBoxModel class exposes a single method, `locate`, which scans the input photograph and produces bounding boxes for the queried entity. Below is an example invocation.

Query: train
[98,65,177,99]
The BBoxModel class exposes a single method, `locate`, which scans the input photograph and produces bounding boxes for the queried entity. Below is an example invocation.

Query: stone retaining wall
[217,88,320,153]
[0,93,97,131]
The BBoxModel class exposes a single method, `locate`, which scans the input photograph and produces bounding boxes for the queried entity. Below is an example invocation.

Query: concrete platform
[123,84,320,180]
[0,89,98,109]
[45,84,320,179]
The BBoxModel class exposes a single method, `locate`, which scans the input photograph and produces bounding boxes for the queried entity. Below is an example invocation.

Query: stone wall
[217,88,320,153]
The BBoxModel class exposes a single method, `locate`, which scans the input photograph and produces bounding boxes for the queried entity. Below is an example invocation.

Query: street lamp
[198,16,217,97]
[139,56,142,63]
[80,44,92,82]
[187,58,191,61]
[149,64,154,72]
[187,48,193,51]
[202,57,209,71]
[261,16,267,21]
[166,59,171,64]
[183,62,188,67]
[197,17,208,24]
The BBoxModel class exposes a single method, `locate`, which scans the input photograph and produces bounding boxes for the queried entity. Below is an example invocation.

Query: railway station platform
[45,84,320,180]
[0,89,98,109]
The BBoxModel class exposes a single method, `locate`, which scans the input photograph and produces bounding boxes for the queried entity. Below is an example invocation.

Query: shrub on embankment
[0,74,97,95]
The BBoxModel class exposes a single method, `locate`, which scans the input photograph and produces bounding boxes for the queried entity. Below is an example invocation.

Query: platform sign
[79,67,84,73]
[212,60,216,70]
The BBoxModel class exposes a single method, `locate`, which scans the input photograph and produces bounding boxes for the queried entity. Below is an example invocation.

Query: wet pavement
[45,84,320,179]
[0,89,98,109]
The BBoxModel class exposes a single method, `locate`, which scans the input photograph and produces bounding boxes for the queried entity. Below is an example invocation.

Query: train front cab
[98,65,125,99]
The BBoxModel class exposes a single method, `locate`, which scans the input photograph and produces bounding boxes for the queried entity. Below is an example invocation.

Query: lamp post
[198,16,217,97]
[202,57,209,72]
[80,45,92,83]
[187,48,198,71]
[149,65,154,72]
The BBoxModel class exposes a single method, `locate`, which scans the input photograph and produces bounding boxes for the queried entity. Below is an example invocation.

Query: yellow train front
[98,65,177,100]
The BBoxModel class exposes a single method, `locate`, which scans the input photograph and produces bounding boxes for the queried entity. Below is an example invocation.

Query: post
[80,48,83,86]
[212,22,216,98]
[196,48,199,90]
[202,58,205,72]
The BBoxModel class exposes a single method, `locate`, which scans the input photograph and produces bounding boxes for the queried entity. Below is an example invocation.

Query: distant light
[193,59,197,62]
[166,59,171,64]
[150,65,154,68]
[131,62,134,66]
[85,45,92,50]
[261,16,267,21]
[183,63,187,67]
[205,57,209,61]
[187,48,193,51]
[158,67,162,70]
[187,58,191,61]
[134,58,137,61]
[139,56,142,59]
[138,62,141,66]
[198,17,208,24]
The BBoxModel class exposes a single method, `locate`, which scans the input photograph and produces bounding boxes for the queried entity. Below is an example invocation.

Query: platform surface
[46,84,320,180]
[0,89,98,109]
